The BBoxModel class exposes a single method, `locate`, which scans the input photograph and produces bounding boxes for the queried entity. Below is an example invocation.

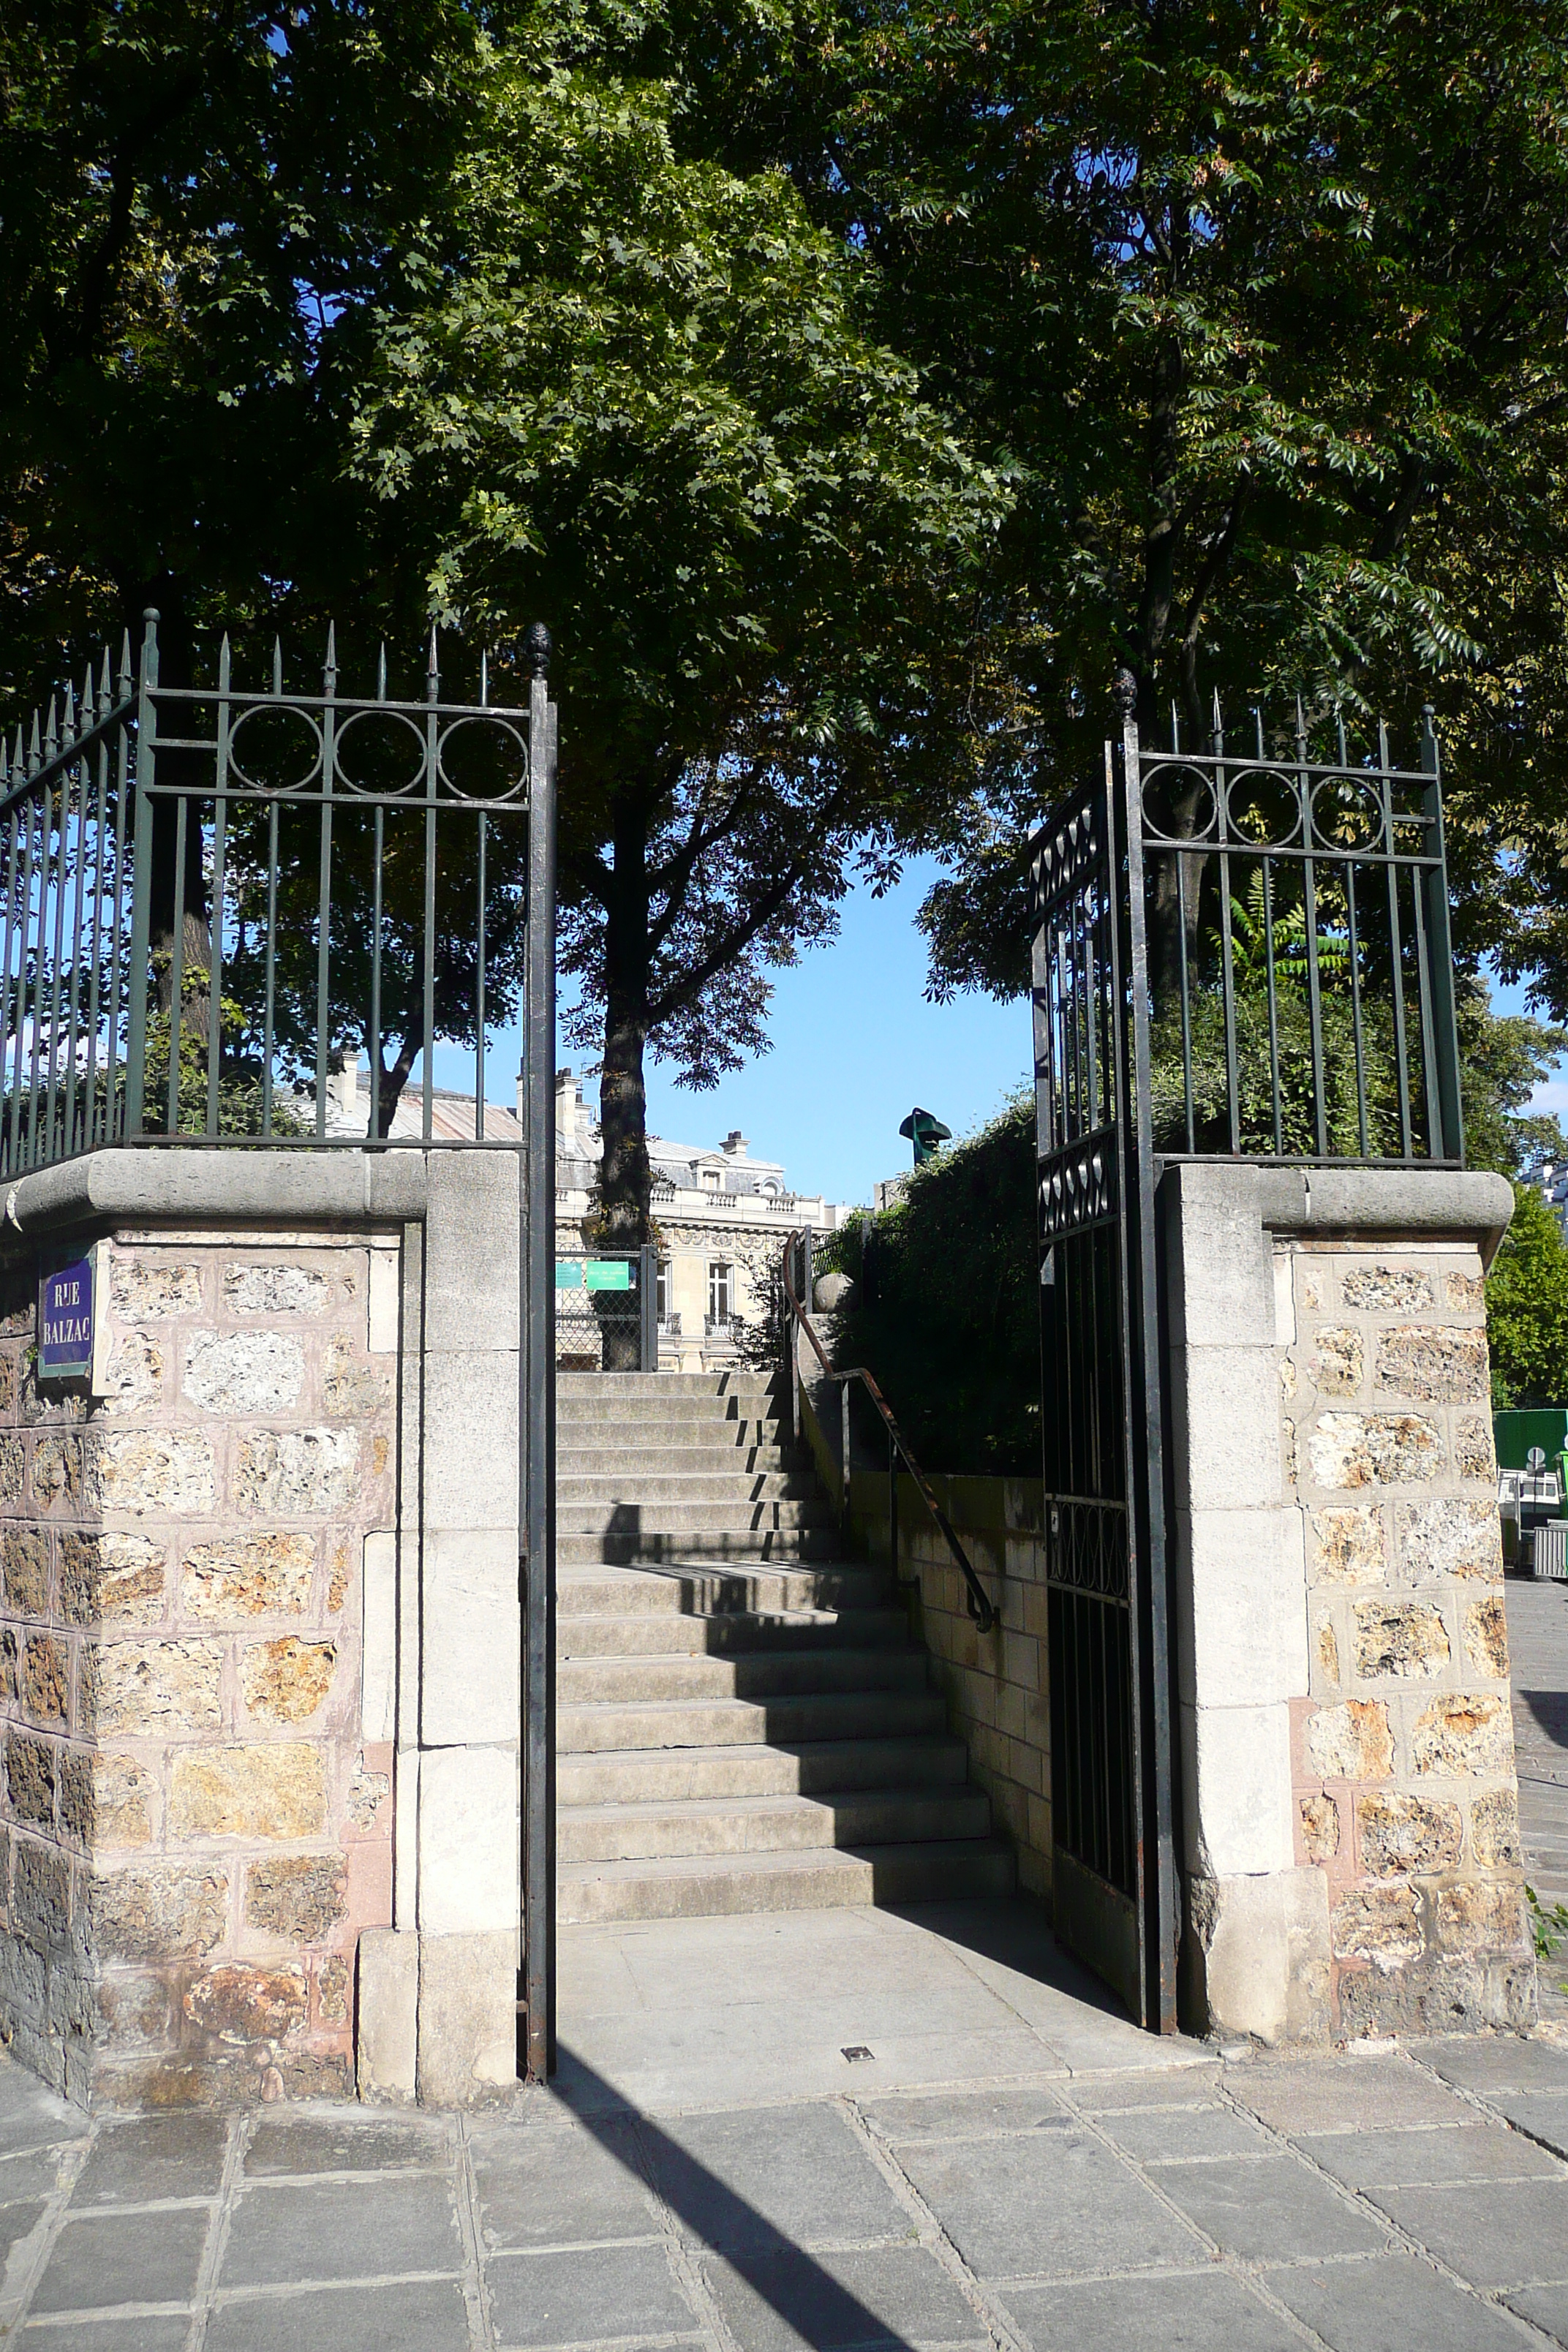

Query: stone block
[92,1431,214,1515]
[1299,1793,1340,1861]
[1356,1792,1463,1878]
[1194,1867,1331,2045]
[2,1526,50,1615]
[182,1330,304,1414]
[357,1926,418,2102]
[1411,1693,1512,1777]
[1177,1507,1308,1709]
[1343,1266,1433,1311]
[110,1258,203,1317]
[0,1432,20,1508]
[1436,1882,1527,1954]
[21,1635,69,1725]
[1307,1412,1443,1490]
[1446,1271,1485,1308]
[417,1929,517,2104]
[1454,1414,1496,1480]
[91,1754,154,1848]
[1471,1787,1522,1868]
[418,1746,517,1934]
[1184,1701,1294,1875]
[317,1953,350,2022]
[56,1746,93,1846]
[419,1354,519,1531]
[181,1531,314,1621]
[225,1263,329,1316]
[184,1963,306,2047]
[368,1247,401,1353]
[1310,1328,1363,1395]
[362,1532,396,1744]
[90,1639,222,1737]
[100,1331,164,1414]
[12,1840,71,1948]
[422,1152,521,1353]
[233,1428,358,1517]
[420,1530,519,1747]
[1332,1882,1423,1965]
[7,1731,55,1828]
[1307,1697,1394,1781]
[31,1432,84,1509]
[1311,1507,1387,1585]
[61,1530,165,1626]
[323,1333,389,1419]
[1463,1595,1509,1678]
[0,1627,16,1703]
[1170,1349,1281,1514]
[1375,1324,1488,1403]
[170,1745,327,1840]
[241,1637,337,1725]
[1396,1497,1501,1581]
[245,1852,347,1942]
[1316,1613,1341,1684]
[1352,1600,1450,1680]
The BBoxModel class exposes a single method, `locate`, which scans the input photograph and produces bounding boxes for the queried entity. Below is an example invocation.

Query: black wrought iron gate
[1030,699,1177,2034]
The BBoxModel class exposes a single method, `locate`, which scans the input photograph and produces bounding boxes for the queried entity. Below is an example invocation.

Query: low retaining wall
[849,1468,1049,1900]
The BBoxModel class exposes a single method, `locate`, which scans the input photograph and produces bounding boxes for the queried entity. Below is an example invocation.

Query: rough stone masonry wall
[852,1471,1051,1899]
[1279,1237,1534,2038]
[0,1228,398,2105]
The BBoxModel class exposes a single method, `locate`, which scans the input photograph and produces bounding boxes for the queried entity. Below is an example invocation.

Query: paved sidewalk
[0,1902,1566,2348]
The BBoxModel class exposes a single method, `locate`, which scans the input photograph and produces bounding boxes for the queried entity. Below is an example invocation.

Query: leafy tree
[353,36,1006,1243]
[1486,1183,1568,1411]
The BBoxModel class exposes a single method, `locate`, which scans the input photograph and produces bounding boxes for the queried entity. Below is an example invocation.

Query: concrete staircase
[556,1369,1013,1925]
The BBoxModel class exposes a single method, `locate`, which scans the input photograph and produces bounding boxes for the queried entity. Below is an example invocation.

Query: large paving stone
[857,2085,1071,2142]
[206,2280,470,2352]
[30,2206,210,2314]
[1226,2057,1472,2136]
[1302,2121,1563,2188]
[702,2243,984,2351]
[1067,2068,1223,2111]
[892,2130,1204,2280]
[1152,2155,1390,2262]
[1368,2179,1568,2288]
[1270,2252,1528,2352]
[243,2114,450,2178]
[1427,2038,1568,2097]
[1508,2280,1568,2340]
[1003,2268,1303,2352]
[20,2318,189,2351]
[486,2242,700,2347]
[1485,2092,1568,2160]
[0,2062,82,2157]
[219,2176,464,2288]
[71,2112,228,2206]
[648,2106,911,2255]
[0,2152,68,2207]
[1097,2105,1271,2163]
[470,2120,658,2250]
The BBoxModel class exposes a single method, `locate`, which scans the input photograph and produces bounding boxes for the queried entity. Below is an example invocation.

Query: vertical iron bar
[369,806,384,1141]
[1418,708,1463,1161]
[108,676,132,1142]
[167,794,189,1137]
[521,631,557,2084]
[261,801,279,1138]
[0,807,21,1177]
[85,736,108,1148]
[314,649,335,1141]
[207,636,232,1139]
[1380,729,1414,1160]
[44,773,69,1161]
[25,794,50,1169]
[1262,862,1283,1156]
[1346,864,1369,1157]
[124,612,159,1138]
[475,811,488,1137]
[422,631,438,1142]
[1298,708,1327,1158]
[841,1379,852,1535]
[64,758,88,1157]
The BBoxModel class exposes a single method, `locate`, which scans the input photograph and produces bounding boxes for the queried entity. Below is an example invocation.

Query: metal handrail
[780,1228,997,1634]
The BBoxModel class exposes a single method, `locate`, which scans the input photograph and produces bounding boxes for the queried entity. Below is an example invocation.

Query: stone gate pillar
[1163,1164,1535,2044]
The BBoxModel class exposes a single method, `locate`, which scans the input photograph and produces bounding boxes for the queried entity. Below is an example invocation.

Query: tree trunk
[595,796,653,1368]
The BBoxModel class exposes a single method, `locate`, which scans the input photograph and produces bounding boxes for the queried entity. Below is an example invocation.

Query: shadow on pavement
[881,1894,1133,2025]
[555,2046,919,2351]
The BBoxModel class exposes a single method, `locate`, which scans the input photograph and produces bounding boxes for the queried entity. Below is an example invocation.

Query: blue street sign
[39,1251,94,1381]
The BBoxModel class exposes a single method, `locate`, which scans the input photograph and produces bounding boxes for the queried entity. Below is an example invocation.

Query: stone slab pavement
[0,1898,1566,2348]
[1510,1574,1568,2028]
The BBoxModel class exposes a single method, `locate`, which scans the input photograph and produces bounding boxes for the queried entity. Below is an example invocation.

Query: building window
[656,1257,671,1322]
[708,1261,733,1324]
[701,1166,721,1188]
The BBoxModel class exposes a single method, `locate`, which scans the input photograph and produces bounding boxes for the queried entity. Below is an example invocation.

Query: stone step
[556,1839,1016,1925]
[556,1735,970,1807]
[557,1786,993,1864]
[555,1471,819,1507]
[557,1388,784,1419]
[558,1499,837,1536]
[557,1529,844,1567]
[557,1439,794,1476]
[556,1688,947,1754]
[558,1372,783,1400]
[557,1564,893,1617]
[557,1607,909,1659]
[557,1647,930,1708]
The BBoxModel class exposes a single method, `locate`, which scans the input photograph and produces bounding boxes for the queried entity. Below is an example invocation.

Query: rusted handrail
[780,1229,997,1635]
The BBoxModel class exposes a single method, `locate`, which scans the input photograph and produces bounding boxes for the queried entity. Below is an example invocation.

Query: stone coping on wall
[4,1147,431,1241]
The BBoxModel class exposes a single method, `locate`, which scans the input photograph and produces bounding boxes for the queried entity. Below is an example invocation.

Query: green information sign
[555,1259,634,1292]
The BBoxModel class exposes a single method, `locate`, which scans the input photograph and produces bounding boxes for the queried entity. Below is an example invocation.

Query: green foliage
[826,1098,1039,1476]
[1485,1183,1568,1411]
[1526,1884,1568,1997]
